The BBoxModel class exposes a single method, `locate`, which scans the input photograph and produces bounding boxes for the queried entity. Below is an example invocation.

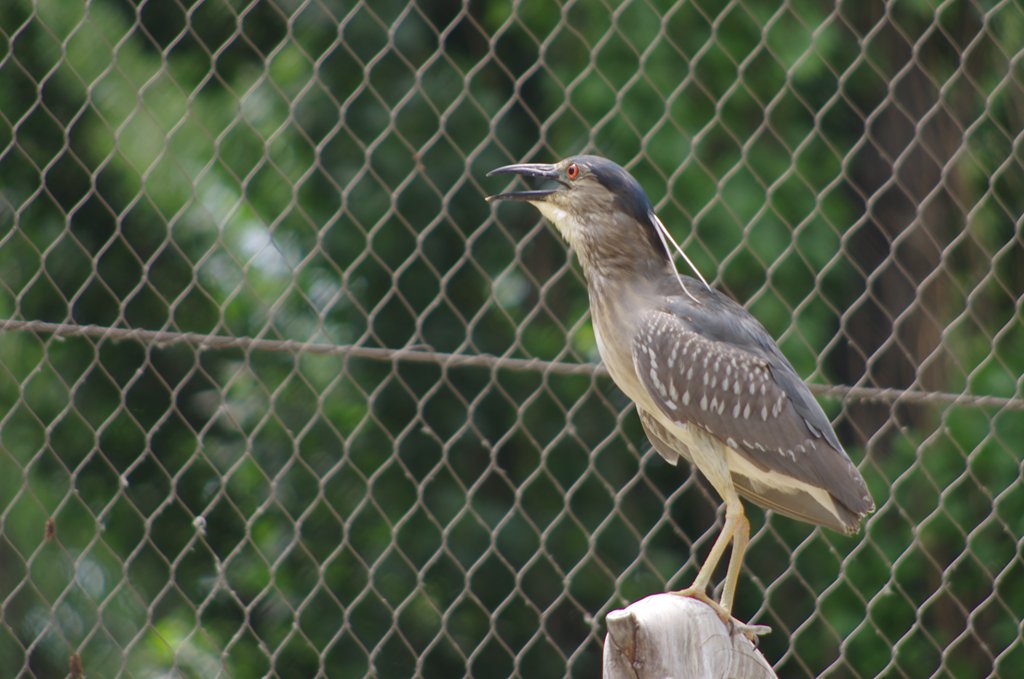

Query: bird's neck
[538,202,672,286]
[581,246,672,346]
[583,258,665,398]
[576,237,673,289]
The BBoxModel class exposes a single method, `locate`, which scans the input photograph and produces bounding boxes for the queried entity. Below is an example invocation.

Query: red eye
[566,163,580,181]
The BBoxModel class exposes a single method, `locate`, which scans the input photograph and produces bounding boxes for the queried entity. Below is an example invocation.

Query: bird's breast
[589,286,662,414]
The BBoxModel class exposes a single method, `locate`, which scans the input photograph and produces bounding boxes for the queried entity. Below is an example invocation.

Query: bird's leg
[718,505,771,639]
[673,504,740,604]
[672,495,770,639]
[718,506,749,614]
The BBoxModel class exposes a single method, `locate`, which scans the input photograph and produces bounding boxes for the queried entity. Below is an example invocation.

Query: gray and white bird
[487,155,874,634]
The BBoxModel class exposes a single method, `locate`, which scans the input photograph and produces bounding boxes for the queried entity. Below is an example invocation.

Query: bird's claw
[669,588,771,642]
[728,618,772,643]
[669,586,719,610]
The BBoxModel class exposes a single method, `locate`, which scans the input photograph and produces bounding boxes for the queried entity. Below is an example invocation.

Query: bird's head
[486,155,670,275]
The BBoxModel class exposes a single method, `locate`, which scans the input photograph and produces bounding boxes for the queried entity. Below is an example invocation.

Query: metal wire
[1,318,1022,412]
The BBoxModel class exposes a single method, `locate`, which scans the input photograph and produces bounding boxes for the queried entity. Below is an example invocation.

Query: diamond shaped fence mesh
[1,0,1023,677]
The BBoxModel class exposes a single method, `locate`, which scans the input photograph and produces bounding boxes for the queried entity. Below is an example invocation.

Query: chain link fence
[1,0,1022,676]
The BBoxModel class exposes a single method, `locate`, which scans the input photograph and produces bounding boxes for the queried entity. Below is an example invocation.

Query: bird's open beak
[486,163,564,202]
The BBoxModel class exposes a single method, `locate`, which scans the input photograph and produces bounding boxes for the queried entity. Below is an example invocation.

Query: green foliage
[0,0,1022,677]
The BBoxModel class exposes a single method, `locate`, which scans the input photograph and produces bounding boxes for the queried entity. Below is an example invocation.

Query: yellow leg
[673,500,744,604]
[672,494,769,638]
[664,427,770,637]
[719,507,749,613]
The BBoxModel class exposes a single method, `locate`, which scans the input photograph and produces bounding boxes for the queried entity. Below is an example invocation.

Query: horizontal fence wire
[1,318,1022,411]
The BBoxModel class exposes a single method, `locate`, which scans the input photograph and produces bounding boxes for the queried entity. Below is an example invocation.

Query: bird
[486,154,874,635]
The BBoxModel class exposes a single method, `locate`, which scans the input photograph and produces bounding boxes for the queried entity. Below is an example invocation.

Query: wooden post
[603,594,777,679]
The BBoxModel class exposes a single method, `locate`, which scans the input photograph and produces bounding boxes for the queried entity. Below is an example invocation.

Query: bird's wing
[631,308,873,527]
[662,278,847,454]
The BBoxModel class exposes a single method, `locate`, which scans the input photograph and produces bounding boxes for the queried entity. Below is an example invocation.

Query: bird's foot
[669,587,771,642]
[726,618,772,643]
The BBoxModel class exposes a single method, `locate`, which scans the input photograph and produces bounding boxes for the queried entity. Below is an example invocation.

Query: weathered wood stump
[603,594,777,679]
